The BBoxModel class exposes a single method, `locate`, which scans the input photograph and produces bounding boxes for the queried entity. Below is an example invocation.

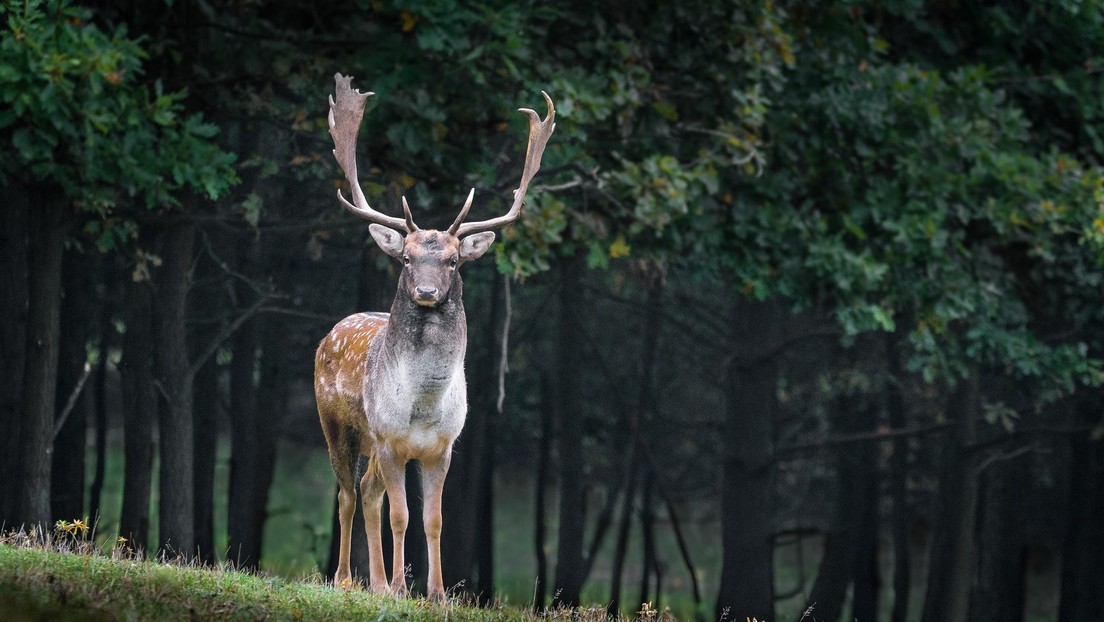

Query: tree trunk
[442,268,501,598]
[244,310,291,568]
[609,459,640,616]
[192,357,219,564]
[887,333,911,622]
[638,468,658,609]
[119,274,156,552]
[1057,400,1104,622]
[88,326,110,529]
[153,221,196,557]
[610,270,664,616]
[551,253,587,608]
[51,248,94,524]
[17,195,67,530]
[805,338,881,622]
[921,369,981,622]
[227,248,261,567]
[0,184,29,527]
[533,374,553,610]
[969,454,1026,622]
[716,297,780,621]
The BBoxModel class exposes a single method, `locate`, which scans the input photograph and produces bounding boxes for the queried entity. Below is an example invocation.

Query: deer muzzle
[414,285,440,306]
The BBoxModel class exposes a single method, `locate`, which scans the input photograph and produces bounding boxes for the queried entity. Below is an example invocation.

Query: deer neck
[382,271,467,386]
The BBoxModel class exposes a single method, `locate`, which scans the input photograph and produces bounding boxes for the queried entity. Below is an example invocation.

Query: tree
[0,0,235,533]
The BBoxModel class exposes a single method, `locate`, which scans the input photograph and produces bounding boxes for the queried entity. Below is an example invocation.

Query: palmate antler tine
[453,91,556,238]
[329,73,412,232]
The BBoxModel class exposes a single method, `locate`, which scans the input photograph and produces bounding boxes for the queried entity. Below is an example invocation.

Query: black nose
[416,286,438,299]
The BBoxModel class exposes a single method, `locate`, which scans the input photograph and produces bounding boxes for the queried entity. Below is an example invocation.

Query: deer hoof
[336,577,356,591]
[426,587,447,603]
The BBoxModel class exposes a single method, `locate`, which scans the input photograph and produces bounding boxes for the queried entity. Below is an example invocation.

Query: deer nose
[415,285,439,300]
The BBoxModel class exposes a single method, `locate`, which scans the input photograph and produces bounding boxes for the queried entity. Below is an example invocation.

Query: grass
[83,438,721,618]
[0,530,677,622]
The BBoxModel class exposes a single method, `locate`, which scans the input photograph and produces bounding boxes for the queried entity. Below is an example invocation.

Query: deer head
[328,73,556,308]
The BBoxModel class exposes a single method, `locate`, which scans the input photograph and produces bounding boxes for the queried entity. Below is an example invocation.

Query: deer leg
[420,452,453,601]
[379,450,410,596]
[326,434,359,588]
[359,455,389,594]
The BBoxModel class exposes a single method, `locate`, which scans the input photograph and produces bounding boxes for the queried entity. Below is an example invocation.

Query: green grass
[0,538,654,622]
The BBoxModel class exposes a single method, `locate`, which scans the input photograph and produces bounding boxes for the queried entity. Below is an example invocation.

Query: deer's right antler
[329,73,414,232]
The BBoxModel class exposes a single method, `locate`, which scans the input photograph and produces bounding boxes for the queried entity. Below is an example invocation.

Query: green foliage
[0,0,237,248]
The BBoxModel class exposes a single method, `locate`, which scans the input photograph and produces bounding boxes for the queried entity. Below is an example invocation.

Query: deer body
[315,74,555,601]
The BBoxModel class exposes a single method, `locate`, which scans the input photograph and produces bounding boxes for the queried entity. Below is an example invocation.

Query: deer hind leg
[359,452,389,594]
[420,451,453,601]
[327,432,360,588]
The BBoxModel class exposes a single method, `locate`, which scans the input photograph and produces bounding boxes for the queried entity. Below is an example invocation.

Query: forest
[2,0,1104,620]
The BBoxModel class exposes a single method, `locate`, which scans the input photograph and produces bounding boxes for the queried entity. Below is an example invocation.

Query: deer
[314,73,555,600]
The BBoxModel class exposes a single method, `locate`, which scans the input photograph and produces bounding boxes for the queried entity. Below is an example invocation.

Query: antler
[329,73,414,232]
[449,92,556,237]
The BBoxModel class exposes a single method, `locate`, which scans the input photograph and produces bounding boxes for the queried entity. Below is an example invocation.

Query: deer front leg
[359,458,389,594]
[420,452,452,601]
[379,451,410,596]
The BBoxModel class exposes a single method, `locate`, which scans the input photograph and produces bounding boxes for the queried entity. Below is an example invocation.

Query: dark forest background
[3,0,1104,620]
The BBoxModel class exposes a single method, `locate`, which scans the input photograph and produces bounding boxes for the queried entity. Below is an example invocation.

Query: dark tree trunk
[227,229,288,570]
[0,185,29,527]
[551,253,587,608]
[88,271,115,529]
[51,248,94,524]
[921,370,981,622]
[638,468,657,609]
[609,460,640,616]
[852,477,880,622]
[88,325,110,529]
[1057,401,1104,622]
[192,357,219,564]
[716,297,780,622]
[610,273,663,616]
[17,195,67,530]
[119,274,156,552]
[88,315,110,530]
[227,248,261,567]
[442,268,501,599]
[805,338,881,622]
[153,221,196,557]
[887,333,911,622]
[969,455,1027,622]
[533,374,553,610]
[475,425,494,604]
[244,310,292,567]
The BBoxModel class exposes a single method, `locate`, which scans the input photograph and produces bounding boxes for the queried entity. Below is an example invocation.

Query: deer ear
[459,231,496,262]
[369,224,404,258]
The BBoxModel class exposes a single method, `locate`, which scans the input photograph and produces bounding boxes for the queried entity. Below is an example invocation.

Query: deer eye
[450,258,458,268]
[403,255,410,266]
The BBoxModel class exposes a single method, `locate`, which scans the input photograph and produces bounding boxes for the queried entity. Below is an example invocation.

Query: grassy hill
[0,536,671,622]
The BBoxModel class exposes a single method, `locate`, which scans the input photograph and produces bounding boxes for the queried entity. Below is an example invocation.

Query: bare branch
[53,361,94,441]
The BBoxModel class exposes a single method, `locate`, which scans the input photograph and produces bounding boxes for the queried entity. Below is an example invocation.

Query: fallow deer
[315,74,555,600]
